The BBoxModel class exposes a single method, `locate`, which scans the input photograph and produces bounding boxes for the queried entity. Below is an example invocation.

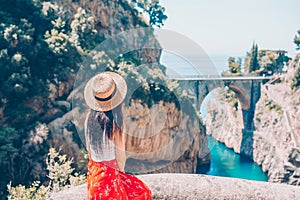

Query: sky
[159,0,300,71]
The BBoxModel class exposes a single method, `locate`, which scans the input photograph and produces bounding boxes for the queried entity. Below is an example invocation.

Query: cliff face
[204,56,300,185]
[124,100,209,174]
[253,87,300,184]
[204,88,244,153]
[253,59,300,184]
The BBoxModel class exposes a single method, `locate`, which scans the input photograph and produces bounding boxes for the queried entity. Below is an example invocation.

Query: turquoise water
[206,136,268,181]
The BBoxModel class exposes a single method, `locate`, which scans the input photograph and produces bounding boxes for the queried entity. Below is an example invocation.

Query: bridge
[168,75,271,81]
[168,75,273,158]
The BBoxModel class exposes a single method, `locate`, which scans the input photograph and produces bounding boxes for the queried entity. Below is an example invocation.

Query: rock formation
[204,88,244,153]
[50,174,300,200]
[123,99,209,174]
[204,55,300,185]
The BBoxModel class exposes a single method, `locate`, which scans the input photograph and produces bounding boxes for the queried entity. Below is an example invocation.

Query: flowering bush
[71,7,98,50]
[7,148,86,200]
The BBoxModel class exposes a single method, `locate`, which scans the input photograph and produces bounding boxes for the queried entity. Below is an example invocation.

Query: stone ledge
[50,173,300,200]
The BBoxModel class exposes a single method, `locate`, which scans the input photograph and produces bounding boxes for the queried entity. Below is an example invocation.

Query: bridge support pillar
[240,129,254,159]
[242,109,254,131]
[239,80,261,160]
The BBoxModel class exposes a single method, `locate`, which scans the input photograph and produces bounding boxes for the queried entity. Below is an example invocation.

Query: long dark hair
[85,105,123,152]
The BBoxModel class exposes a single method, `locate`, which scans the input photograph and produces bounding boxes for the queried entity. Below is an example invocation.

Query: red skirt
[87,159,152,200]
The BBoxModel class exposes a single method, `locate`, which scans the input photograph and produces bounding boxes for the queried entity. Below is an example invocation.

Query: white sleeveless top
[85,112,116,162]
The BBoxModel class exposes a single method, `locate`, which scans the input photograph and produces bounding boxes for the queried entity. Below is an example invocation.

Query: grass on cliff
[265,99,283,114]
[7,148,86,200]
[291,68,300,90]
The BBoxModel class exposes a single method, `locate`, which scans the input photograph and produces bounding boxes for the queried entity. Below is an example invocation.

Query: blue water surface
[206,136,268,181]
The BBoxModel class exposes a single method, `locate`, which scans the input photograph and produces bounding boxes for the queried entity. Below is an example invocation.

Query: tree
[294,30,300,50]
[0,0,81,102]
[0,127,20,195]
[291,68,300,89]
[258,50,290,76]
[243,52,251,74]
[249,42,260,73]
[129,0,167,27]
[146,0,168,27]
[0,1,87,198]
[228,57,241,74]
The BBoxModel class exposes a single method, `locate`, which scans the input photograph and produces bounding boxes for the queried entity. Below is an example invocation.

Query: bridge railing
[167,74,273,80]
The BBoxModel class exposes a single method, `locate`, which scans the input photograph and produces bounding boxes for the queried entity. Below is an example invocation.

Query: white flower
[11,73,17,79]
[87,16,94,22]
[4,24,17,41]
[35,123,49,138]
[0,49,8,58]
[23,35,32,41]
[44,28,70,55]
[12,53,22,62]
[22,74,28,79]
[42,2,58,16]
[90,64,96,70]
[14,83,21,88]
[52,17,66,29]
[29,123,49,145]
[12,33,18,40]
[70,7,97,49]
[31,0,39,7]
[54,47,60,53]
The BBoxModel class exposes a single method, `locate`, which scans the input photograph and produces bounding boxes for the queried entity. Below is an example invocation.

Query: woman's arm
[114,130,126,171]
[84,111,91,157]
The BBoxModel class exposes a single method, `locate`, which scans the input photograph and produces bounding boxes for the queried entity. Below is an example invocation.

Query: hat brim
[84,72,127,112]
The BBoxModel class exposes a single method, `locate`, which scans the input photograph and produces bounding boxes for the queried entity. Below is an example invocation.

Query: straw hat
[84,72,127,111]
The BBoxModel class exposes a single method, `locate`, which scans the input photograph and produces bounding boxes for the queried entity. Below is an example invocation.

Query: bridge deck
[167,75,272,81]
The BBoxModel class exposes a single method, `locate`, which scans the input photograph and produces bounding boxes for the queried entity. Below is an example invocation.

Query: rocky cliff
[204,88,244,153]
[205,55,300,185]
[123,99,209,174]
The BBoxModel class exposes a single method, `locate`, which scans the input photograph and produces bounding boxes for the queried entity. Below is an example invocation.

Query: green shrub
[7,181,48,200]
[7,148,86,200]
[265,100,282,114]
[291,68,300,90]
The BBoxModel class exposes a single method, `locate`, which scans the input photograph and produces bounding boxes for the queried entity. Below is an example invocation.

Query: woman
[84,71,152,200]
